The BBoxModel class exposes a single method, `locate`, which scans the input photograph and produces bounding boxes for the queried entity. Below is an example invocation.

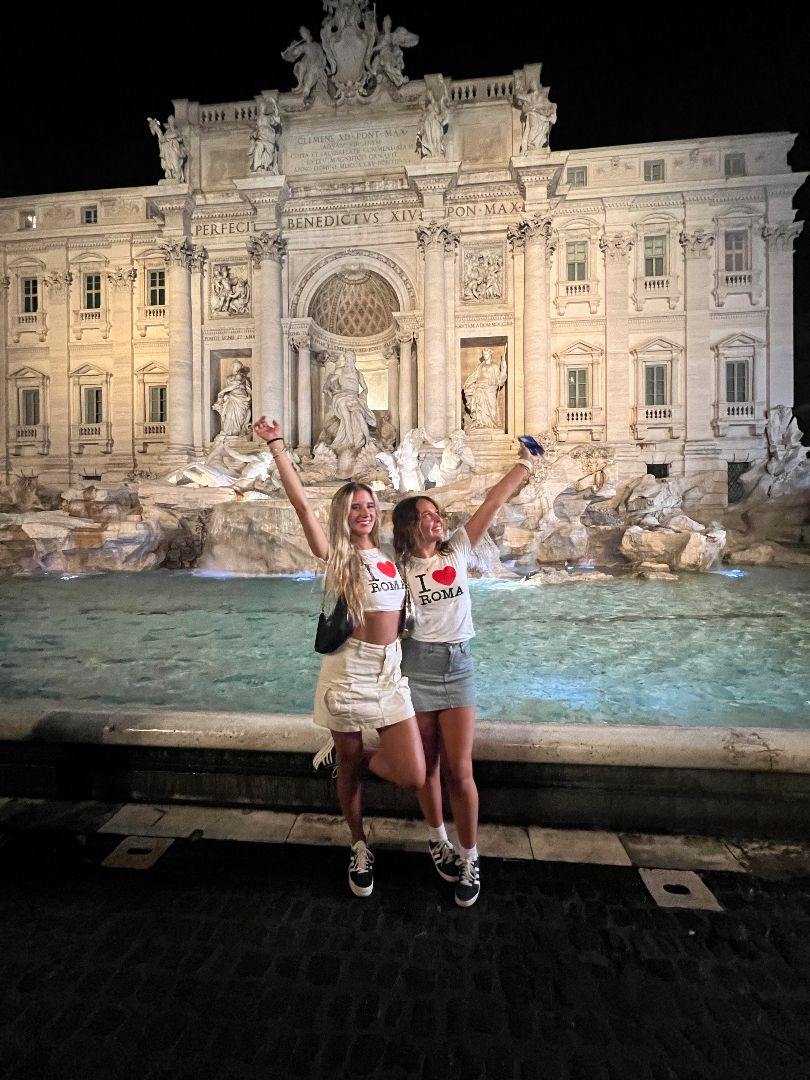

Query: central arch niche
[309,268,400,426]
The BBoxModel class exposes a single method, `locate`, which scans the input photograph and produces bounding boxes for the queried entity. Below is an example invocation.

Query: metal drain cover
[639,868,723,912]
[101,835,174,870]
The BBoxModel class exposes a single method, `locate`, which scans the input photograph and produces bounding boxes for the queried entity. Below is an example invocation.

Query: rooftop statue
[369,15,419,87]
[515,82,557,153]
[417,77,450,159]
[248,100,281,174]
[147,115,188,183]
[281,26,329,99]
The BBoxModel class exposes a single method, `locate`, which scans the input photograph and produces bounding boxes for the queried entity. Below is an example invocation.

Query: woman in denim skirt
[392,443,535,906]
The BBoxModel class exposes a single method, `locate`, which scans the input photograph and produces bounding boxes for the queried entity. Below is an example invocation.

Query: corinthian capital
[158,237,196,270]
[246,230,287,269]
[762,221,803,252]
[506,214,553,252]
[416,220,456,253]
[44,271,74,296]
[679,229,715,258]
[0,276,11,291]
[599,232,634,261]
[107,266,139,289]
[283,317,313,351]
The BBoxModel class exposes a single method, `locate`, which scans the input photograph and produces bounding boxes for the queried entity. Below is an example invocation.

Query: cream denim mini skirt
[313,637,414,733]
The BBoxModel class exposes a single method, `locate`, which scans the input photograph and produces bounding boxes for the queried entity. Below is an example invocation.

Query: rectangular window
[83,387,103,424]
[724,230,749,272]
[644,365,667,406]
[83,273,102,310]
[566,241,587,281]
[567,166,587,188]
[724,153,746,178]
[20,388,40,427]
[81,205,98,224]
[21,277,39,314]
[726,361,748,403]
[19,210,37,230]
[147,269,166,307]
[644,235,667,277]
[644,159,665,182]
[148,385,167,423]
[567,368,588,409]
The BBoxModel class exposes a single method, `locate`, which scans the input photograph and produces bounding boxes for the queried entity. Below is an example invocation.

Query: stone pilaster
[417,222,457,437]
[763,219,803,407]
[247,230,287,426]
[679,227,715,443]
[599,231,634,446]
[508,215,554,433]
[158,237,197,461]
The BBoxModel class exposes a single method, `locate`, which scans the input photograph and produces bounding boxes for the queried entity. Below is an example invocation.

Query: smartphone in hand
[518,434,545,456]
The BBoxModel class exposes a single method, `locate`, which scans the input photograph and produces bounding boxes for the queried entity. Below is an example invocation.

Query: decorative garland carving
[107,266,139,288]
[599,232,634,260]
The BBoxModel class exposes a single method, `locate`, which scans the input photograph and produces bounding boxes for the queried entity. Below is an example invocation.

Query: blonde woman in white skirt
[254,416,425,898]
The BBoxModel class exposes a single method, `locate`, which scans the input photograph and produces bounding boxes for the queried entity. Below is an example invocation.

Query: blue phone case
[518,435,544,456]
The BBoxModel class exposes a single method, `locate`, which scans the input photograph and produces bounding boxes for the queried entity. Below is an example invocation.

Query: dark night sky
[2,4,809,398]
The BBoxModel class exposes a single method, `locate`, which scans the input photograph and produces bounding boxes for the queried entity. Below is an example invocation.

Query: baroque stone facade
[0,2,805,505]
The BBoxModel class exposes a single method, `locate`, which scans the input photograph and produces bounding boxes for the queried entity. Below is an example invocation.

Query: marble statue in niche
[213,362,252,437]
[462,348,507,430]
[322,351,377,453]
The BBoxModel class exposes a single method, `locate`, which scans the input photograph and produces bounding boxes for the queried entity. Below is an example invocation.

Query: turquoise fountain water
[0,567,808,728]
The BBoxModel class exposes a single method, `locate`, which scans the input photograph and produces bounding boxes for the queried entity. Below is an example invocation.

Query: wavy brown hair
[392,496,453,568]
[325,482,380,626]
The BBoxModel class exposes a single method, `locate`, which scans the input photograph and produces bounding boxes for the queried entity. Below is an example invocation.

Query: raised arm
[463,443,534,548]
[254,416,329,561]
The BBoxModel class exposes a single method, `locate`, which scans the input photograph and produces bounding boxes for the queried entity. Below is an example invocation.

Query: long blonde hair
[325,482,380,625]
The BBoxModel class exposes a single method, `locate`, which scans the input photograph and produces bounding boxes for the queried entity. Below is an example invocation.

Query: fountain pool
[1,567,808,729]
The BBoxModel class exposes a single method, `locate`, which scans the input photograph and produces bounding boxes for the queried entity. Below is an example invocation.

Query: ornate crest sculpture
[282,0,418,103]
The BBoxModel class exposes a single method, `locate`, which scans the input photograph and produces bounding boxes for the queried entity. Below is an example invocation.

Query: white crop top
[358,547,406,613]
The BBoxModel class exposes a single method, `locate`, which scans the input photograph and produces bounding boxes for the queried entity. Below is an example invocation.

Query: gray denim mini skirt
[400,638,475,712]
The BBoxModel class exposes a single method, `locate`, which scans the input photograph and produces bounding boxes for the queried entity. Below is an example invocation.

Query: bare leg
[369,716,426,790]
[332,731,366,845]
[414,710,444,828]
[437,706,478,850]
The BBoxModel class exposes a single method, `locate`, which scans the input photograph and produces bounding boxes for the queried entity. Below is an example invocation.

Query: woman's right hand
[254,416,281,443]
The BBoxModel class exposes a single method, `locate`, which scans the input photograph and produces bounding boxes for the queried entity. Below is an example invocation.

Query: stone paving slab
[619,831,745,872]
[529,826,632,866]
[0,829,809,1080]
[100,803,297,843]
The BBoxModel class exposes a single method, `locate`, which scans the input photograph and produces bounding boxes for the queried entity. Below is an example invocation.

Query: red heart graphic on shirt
[377,561,397,578]
[432,567,456,586]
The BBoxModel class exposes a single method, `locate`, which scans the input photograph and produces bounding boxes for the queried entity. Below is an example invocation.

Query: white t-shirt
[401,528,475,642]
[358,547,406,613]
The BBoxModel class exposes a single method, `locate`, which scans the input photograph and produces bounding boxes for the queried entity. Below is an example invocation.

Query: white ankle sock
[428,824,448,843]
[458,844,478,861]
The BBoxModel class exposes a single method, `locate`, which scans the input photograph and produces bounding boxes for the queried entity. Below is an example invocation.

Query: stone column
[394,314,420,437]
[282,318,313,454]
[679,226,715,443]
[385,349,400,434]
[417,222,457,437]
[158,237,196,461]
[247,231,287,427]
[0,274,9,478]
[508,215,554,433]
[763,220,803,407]
[599,232,634,446]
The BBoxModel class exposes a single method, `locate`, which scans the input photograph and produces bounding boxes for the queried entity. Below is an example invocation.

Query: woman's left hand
[254,416,281,443]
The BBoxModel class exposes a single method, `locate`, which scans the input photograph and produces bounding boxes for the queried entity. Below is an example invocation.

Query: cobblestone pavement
[1,815,809,1080]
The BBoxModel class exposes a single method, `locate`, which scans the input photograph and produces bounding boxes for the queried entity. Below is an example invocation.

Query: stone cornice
[709,309,768,322]
[203,327,256,343]
[283,195,422,215]
[191,206,256,223]
[628,315,686,329]
[550,319,606,333]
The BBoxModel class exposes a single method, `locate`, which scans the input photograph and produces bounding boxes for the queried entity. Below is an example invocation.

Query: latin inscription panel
[283,126,418,175]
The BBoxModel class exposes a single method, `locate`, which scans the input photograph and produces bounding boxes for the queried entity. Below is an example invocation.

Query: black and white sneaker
[428,839,462,883]
[454,856,480,908]
[348,841,374,897]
